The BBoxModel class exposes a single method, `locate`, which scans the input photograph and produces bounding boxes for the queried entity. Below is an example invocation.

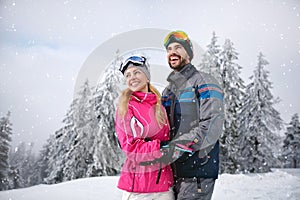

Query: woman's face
[125,67,149,92]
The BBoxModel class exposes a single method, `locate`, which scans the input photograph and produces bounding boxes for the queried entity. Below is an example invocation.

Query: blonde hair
[117,83,167,127]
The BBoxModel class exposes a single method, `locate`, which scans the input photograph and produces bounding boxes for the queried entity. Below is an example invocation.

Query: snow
[1,169,299,200]
[213,169,300,199]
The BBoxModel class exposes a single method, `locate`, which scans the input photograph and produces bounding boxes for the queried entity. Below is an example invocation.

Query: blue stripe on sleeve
[200,90,223,101]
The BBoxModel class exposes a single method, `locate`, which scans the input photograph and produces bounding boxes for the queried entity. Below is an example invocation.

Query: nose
[167,47,178,56]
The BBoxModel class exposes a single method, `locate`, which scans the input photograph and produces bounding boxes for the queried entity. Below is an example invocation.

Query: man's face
[166,42,190,71]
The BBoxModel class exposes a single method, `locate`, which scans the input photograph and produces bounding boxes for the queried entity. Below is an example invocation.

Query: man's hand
[161,143,193,163]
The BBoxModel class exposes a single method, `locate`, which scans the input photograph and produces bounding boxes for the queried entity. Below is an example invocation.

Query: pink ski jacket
[115,91,173,193]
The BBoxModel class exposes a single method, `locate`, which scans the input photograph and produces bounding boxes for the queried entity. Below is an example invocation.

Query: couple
[115,30,224,200]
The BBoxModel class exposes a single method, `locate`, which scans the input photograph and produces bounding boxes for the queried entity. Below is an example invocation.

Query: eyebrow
[174,44,183,48]
[168,44,183,49]
[125,68,141,76]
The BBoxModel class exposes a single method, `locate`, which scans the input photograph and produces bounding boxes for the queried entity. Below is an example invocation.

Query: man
[161,30,224,200]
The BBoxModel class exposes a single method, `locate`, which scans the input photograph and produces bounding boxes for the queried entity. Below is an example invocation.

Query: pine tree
[33,138,52,184]
[45,130,65,183]
[8,142,25,188]
[87,52,124,176]
[45,80,94,183]
[198,31,222,82]
[0,111,13,190]
[23,143,38,187]
[62,80,94,181]
[219,39,245,174]
[281,113,300,168]
[8,142,37,188]
[45,100,78,184]
[7,164,20,189]
[238,52,283,173]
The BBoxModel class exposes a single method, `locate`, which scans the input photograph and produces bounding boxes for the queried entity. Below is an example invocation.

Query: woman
[115,55,174,200]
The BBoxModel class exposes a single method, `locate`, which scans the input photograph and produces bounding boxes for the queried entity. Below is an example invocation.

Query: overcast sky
[1,0,299,153]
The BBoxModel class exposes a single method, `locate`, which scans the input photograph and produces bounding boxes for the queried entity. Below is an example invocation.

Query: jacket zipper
[169,85,178,178]
[169,85,176,140]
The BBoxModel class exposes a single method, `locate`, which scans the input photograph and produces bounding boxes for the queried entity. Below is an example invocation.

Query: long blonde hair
[117,83,167,127]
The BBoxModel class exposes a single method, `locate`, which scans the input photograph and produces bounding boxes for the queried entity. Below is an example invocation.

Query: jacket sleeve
[170,73,224,157]
[192,74,224,156]
[115,108,163,163]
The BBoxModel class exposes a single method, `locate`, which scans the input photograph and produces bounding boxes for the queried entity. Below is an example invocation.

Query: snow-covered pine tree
[62,80,94,181]
[86,52,124,176]
[45,99,79,184]
[198,31,222,82]
[23,143,36,186]
[7,164,20,189]
[219,39,245,174]
[33,137,52,184]
[46,80,94,183]
[8,142,37,188]
[8,142,26,188]
[0,111,12,190]
[27,144,45,187]
[281,113,300,168]
[85,87,105,177]
[237,52,283,173]
[45,129,65,183]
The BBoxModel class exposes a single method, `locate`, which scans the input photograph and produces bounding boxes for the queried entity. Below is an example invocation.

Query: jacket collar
[167,63,197,89]
[131,91,157,104]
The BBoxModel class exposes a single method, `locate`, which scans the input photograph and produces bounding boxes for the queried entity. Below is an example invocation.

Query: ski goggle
[163,30,191,47]
[119,55,146,74]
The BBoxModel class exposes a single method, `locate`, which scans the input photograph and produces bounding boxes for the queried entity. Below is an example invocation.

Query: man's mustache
[168,53,181,60]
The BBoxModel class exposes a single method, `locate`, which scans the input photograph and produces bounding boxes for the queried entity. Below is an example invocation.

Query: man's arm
[168,74,224,157]
[192,74,224,157]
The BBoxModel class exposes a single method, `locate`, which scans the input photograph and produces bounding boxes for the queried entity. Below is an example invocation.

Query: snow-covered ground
[1,169,299,200]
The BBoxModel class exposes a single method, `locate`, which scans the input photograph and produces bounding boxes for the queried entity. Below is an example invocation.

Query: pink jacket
[115,91,173,193]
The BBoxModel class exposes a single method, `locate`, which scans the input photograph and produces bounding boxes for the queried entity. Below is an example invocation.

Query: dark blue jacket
[162,64,224,179]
